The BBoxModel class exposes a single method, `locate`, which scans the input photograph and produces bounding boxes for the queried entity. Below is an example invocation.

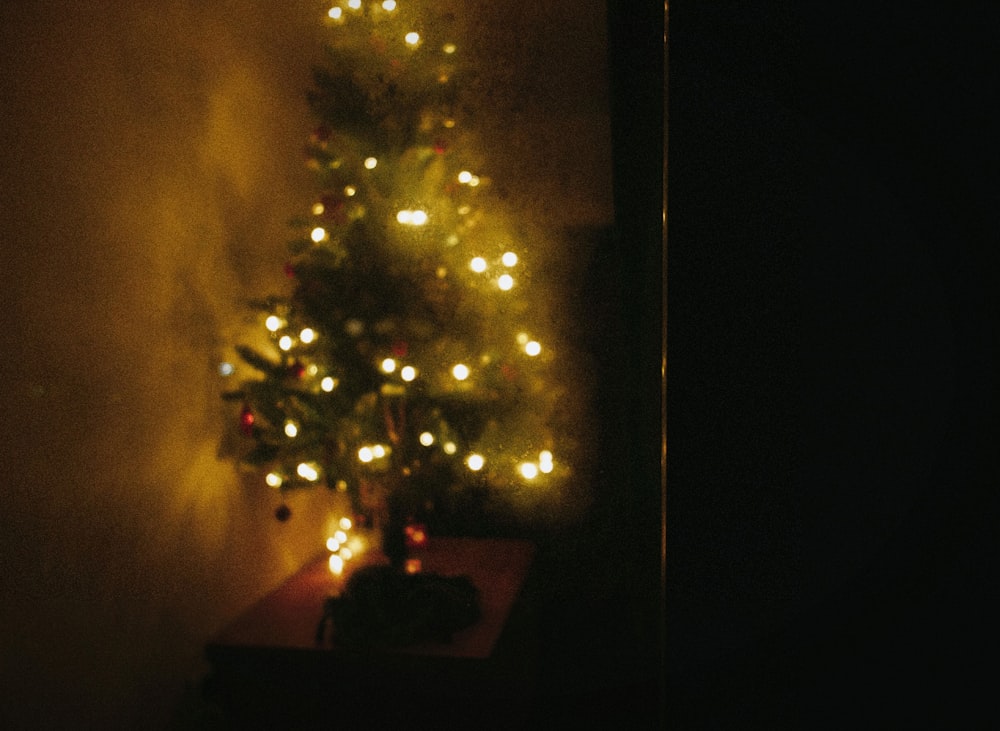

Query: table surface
[207,536,536,660]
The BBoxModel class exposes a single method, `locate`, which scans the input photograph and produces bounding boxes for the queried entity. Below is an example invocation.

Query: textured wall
[0,1,610,727]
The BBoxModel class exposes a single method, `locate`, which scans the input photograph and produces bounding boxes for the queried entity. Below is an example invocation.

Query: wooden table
[204,537,538,728]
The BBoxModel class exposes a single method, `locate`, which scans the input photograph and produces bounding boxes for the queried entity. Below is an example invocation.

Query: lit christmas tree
[220,0,580,565]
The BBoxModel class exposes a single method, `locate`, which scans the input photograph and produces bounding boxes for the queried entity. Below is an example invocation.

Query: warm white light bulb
[312,202,325,215]
[452,363,470,381]
[539,460,554,474]
[400,365,417,382]
[328,7,343,20]
[297,462,319,481]
[265,315,283,332]
[372,444,387,459]
[443,441,457,455]
[300,328,316,344]
[347,0,361,9]
[339,516,353,530]
[284,421,299,438]
[539,450,554,464]
[326,537,340,552]
[265,472,283,488]
[458,170,473,184]
[502,251,518,267]
[382,0,397,10]
[410,209,428,225]
[419,431,435,446]
[525,340,542,356]
[218,362,235,376]
[443,43,456,54]
[278,335,294,351]
[466,453,485,471]
[321,376,337,392]
[311,227,327,243]
[381,358,396,373]
[364,157,377,169]
[340,547,353,560]
[498,274,515,291]
[334,530,348,544]
[358,447,374,463]
[396,210,412,224]
[404,31,420,46]
[344,185,356,196]
[468,175,480,187]
[329,554,344,575]
[470,257,487,273]
[520,462,539,479]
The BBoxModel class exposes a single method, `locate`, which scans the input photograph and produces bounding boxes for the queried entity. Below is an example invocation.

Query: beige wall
[0,1,610,726]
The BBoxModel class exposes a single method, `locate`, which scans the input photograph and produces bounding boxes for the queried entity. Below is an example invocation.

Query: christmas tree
[220,0,584,558]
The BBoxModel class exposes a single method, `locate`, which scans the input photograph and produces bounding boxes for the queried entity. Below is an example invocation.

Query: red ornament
[239,406,255,436]
[275,504,292,522]
[433,139,448,154]
[391,340,409,357]
[284,261,296,278]
[404,521,428,549]
[289,362,306,379]
[501,363,518,381]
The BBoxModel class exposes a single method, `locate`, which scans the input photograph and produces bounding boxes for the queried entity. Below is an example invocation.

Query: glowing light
[539,460,554,474]
[466,453,485,471]
[339,517,353,530]
[445,234,459,247]
[297,462,319,481]
[468,175,480,187]
[525,340,542,356]
[381,0,396,10]
[334,530,348,544]
[372,444,387,458]
[312,202,325,215]
[410,209,428,225]
[329,554,344,575]
[381,358,397,373]
[347,0,361,8]
[498,274,515,291]
[321,376,338,392]
[520,462,539,479]
[404,31,420,46]
[443,441,457,455]
[397,209,428,225]
[400,365,417,382]
[457,204,471,215]
[358,446,374,463]
[265,472,283,488]
[364,157,377,169]
[326,537,340,552]
[539,450,554,473]
[470,257,487,273]
[308,364,319,375]
[218,362,234,376]
[443,43,456,54]
[300,328,316,344]
[344,185,356,196]
[443,118,456,128]
[328,7,343,20]
[502,251,518,267]
[284,421,299,438]
[405,558,422,574]
[311,227,327,243]
[335,479,348,492]
[452,363,470,381]
[419,431,435,446]
[278,335,294,351]
[458,170,473,184]
[340,547,353,560]
[516,332,529,345]
[265,315,283,332]
[396,210,412,224]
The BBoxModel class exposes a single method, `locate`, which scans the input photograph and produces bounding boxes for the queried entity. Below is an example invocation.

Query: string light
[452,363,470,380]
[497,274,515,291]
[347,0,361,9]
[442,43,456,54]
[520,462,539,479]
[458,171,473,184]
[400,365,417,381]
[372,444,387,458]
[344,185,356,196]
[339,516,353,530]
[381,0,396,10]
[265,315,284,332]
[329,554,344,575]
[328,7,343,20]
[396,209,428,225]
[218,362,235,376]
[312,202,325,215]
[419,431,435,446]
[364,157,378,169]
[470,257,487,273]
[284,421,299,438]
[265,472,283,488]
[326,537,341,552]
[404,31,420,47]
[443,441,457,455]
[466,453,485,471]
[381,357,396,373]
[311,227,327,243]
[278,335,294,351]
[525,340,541,356]
[358,446,374,462]
[321,376,338,392]
[300,328,316,343]
[297,462,320,481]
[502,251,518,267]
